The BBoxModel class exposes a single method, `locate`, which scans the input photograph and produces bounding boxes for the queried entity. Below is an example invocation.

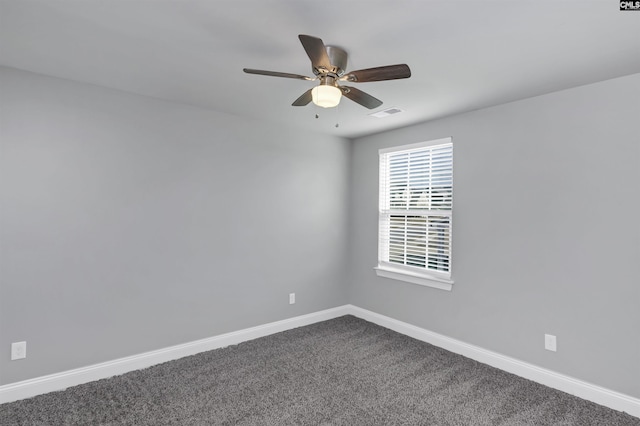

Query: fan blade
[341,64,411,83]
[341,86,383,109]
[292,89,313,106]
[243,68,313,80]
[298,35,332,72]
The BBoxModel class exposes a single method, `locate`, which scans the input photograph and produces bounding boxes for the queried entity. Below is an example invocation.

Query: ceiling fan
[243,35,411,109]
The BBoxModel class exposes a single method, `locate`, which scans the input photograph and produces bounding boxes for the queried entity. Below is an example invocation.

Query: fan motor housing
[323,46,348,77]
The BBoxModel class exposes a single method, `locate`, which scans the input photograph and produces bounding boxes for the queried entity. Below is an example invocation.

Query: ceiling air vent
[369,107,404,118]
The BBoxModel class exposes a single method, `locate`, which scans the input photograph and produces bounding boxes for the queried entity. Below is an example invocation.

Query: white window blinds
[378,138,453,282]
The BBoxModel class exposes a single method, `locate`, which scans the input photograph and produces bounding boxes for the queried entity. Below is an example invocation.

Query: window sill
[374,266,453,291]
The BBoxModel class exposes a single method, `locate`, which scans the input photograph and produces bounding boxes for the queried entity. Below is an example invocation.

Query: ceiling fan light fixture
[311,85,341,108]
[244,35,411,109]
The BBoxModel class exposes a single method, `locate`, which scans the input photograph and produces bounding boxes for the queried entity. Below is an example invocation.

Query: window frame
[375,137,454,291]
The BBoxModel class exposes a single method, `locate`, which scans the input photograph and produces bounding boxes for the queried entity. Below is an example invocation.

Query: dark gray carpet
[1,315,638,425]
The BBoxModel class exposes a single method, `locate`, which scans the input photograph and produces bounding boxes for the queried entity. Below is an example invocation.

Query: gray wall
[347,73,640,398]
[0,67,350,385]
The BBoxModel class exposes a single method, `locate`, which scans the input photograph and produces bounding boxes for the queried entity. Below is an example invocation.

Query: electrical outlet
[544,334,557,352]
[289,293,295,305]
[11,341,27,360]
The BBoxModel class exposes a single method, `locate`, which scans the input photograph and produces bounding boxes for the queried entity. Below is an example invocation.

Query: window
[376,138,453,291]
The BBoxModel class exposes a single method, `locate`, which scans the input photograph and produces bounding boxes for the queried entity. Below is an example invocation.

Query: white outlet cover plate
[11,341,27,360]
[544,334,557,352]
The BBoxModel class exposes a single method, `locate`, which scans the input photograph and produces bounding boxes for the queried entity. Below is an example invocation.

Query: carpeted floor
[1,315,638,425]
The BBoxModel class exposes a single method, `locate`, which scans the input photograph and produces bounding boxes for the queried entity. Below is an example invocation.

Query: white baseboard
[0,305,350,404]
[2,304,638,419]
[347,304,640,419]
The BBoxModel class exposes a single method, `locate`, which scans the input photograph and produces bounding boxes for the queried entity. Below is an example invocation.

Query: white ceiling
[1,0,639,139]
